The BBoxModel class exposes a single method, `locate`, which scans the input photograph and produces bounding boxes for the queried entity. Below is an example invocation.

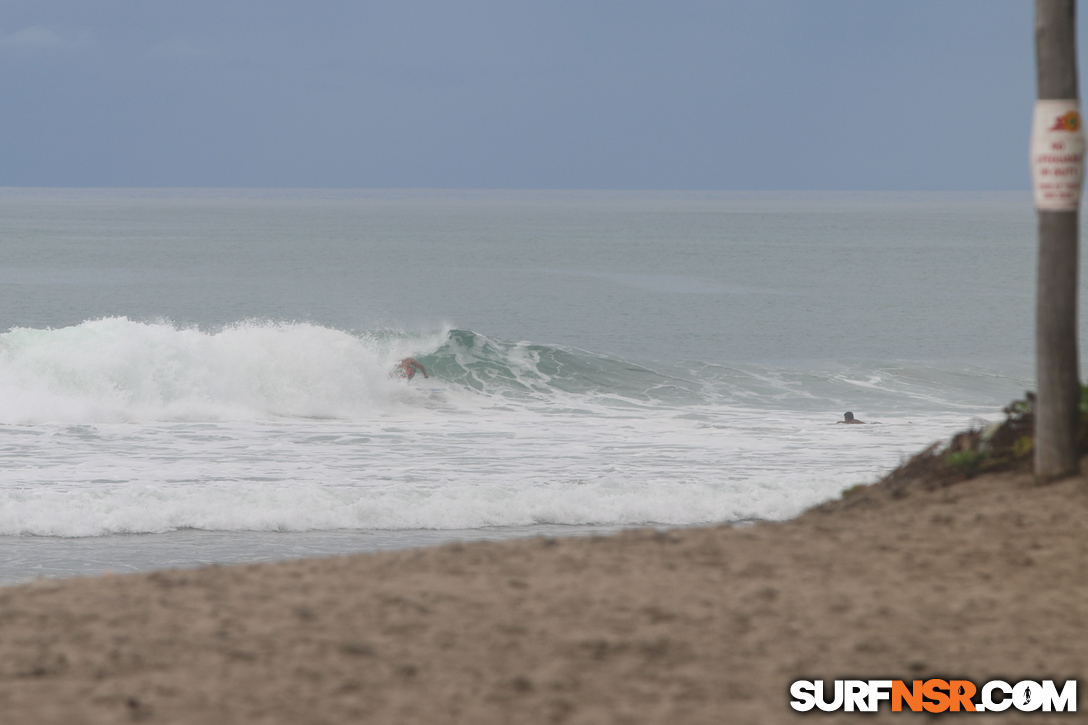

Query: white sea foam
[0,318,451,423]
[0,401,984,537]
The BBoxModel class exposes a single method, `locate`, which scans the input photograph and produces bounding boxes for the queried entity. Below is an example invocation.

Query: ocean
[0,189,1057,584]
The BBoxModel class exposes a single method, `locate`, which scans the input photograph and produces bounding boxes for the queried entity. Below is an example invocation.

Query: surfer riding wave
[393,357,429,381]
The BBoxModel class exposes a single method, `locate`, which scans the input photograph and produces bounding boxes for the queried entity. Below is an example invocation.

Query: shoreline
[0,524,631,588]
[0,462,1084,722]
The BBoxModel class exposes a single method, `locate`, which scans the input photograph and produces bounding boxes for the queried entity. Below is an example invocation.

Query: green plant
[1012,435,1033,458]
[943,449,986,474]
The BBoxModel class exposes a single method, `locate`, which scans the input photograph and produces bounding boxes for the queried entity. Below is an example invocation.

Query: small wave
[0,319,1031,424]
[432,331,1031,415]
[430,329,707,405]
[0,478,796,537]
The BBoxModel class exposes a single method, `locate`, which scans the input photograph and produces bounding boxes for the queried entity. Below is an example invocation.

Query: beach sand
[0,465,1084,723]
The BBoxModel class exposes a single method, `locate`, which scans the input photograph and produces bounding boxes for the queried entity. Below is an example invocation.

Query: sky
[0,1,1071,190]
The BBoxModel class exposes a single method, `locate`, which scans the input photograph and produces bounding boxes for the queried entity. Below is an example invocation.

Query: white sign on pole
[1031,99,1087,210]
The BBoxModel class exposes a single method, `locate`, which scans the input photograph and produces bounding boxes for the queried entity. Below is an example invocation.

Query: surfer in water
[394,357,429,381]
[838,411,865,424]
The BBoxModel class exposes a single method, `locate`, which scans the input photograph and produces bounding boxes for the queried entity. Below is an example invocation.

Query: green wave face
[425,329,710,406]
[418,330,1030,416]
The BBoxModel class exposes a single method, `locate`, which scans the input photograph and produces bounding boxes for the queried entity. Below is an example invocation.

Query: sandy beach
[0,463,1084,724]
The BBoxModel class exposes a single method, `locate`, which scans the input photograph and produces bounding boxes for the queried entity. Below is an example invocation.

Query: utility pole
[1032,0,1084,483]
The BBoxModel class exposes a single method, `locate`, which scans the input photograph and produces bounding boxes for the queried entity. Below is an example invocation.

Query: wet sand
[0,465,1084,723]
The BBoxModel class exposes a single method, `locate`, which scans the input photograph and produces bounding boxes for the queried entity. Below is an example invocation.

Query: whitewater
[0,189,1056,582]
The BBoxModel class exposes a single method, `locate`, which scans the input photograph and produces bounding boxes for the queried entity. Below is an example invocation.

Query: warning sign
[1031,99,1087,211]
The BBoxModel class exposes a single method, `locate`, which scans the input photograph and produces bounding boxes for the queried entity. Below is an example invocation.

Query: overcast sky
[0,1,1072,189]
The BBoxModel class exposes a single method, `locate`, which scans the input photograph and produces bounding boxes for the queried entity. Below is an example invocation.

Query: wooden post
[1034,0,1082,483]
